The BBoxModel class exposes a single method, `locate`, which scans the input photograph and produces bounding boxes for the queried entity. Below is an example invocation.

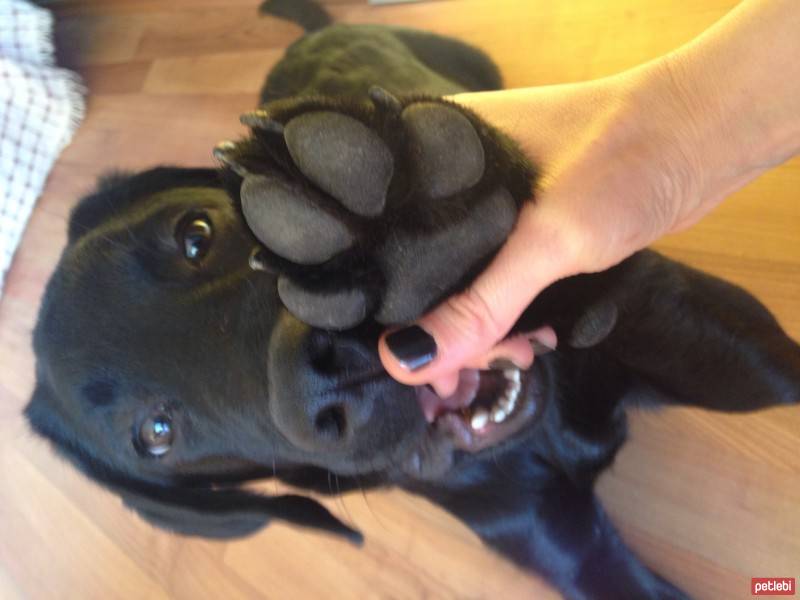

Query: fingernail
[488,358,521,371]
[531,340,556,355]
[385,326,437,371]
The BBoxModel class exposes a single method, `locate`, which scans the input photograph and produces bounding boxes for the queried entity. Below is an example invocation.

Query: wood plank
[144,50,285,95]
[1,1,797,599]
[80,61,153,94]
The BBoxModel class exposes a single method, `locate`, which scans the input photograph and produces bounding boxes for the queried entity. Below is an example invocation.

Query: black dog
[26,2,800,598]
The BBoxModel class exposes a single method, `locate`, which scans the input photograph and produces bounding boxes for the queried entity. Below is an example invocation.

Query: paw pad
[569,300,619,348]
[402,103,485,199]
[241,174,354,265]
[222,93,532,330]
[285,111,393,217]
[375,186,516,324]
[278,277,368,330]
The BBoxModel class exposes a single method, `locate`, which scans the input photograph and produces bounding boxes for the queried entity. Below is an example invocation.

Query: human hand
[378,63,720,395]
[380,0,800,394]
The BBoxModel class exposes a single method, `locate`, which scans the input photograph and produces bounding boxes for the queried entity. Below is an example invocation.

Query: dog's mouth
[415,367,540,452]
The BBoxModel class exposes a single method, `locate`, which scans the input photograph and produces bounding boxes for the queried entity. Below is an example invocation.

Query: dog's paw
[217,88,535,329]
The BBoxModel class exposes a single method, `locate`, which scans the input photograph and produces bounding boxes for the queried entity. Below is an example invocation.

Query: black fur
[26,5,799,600]
[259,0,333,34]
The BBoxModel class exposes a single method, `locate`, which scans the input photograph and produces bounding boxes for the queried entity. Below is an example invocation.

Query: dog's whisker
[356,473,388,532]
[332,473,358,531]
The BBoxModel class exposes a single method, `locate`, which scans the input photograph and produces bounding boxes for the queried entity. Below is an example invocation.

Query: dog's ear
[117,483,362,542]
[26,384,361,543]
[523,250,800,411]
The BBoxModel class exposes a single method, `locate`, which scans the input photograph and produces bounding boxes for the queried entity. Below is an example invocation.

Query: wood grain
[1,1,797,598]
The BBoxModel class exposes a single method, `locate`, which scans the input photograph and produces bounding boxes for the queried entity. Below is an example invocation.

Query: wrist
[637,0,800,225]
[635,55,739,226]
[616,47,788,233]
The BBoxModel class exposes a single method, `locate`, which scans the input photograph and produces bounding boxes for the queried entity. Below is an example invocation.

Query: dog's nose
[306,329,373,374]
[270,328,380,451]
[305,330,375,441]
[302,389,372,446]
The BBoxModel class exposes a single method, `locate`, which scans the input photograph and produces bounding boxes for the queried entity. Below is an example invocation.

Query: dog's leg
[519,250,800,412]
[613,254,799,411]
[389,28,504,91]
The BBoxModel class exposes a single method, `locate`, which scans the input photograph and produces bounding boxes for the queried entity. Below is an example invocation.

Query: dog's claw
[249,248,272,273]
[240,110,285,134]
[368,85,402,114]
[213,141,250,177]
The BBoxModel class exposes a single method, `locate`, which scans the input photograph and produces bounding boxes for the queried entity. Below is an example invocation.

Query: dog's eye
[138,413,174,457]
[178,216,213,262]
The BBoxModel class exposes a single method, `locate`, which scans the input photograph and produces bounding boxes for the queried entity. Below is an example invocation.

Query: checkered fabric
[0,0,85,297]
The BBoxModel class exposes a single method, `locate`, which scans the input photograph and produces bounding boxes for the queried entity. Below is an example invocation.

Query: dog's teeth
[491,405,508,424]
[470,409,489,430]
[502,368,521,407]
[499,394,514,413]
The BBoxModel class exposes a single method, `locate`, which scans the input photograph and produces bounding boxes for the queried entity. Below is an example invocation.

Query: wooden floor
[1,0,798,598]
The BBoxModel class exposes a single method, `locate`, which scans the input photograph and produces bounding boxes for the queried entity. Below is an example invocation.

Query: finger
[379,203,579,386]
[429,370,461,398]
[424,327,557,396]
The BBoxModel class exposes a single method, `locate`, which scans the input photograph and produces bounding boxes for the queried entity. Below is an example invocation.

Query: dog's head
[26,167,437,542]
[27,166,800,544]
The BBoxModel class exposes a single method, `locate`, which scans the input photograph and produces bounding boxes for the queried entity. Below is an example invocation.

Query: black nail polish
[386,326,437,371]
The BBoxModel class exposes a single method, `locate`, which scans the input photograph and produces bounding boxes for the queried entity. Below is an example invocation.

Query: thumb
[378,203,580,387]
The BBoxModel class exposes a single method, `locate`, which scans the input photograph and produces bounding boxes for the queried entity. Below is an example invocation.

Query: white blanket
[0,0,85,297]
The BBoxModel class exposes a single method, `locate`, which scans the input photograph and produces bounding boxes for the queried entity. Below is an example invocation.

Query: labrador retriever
[26,1,800,598]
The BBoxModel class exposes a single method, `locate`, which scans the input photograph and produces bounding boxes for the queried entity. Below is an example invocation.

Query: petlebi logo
[751,577,796,596]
